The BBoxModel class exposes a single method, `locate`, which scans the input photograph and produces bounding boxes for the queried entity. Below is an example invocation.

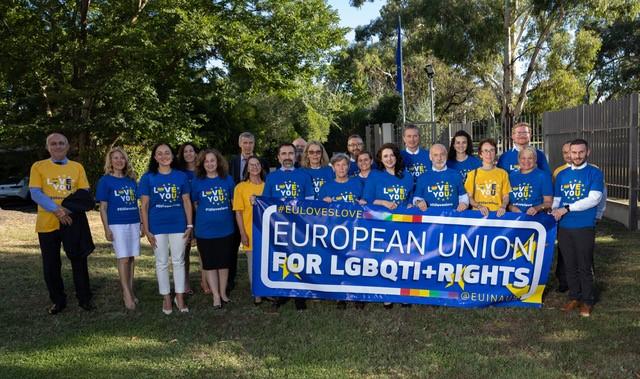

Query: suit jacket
[230,154,269,184]
[60,189,95,259]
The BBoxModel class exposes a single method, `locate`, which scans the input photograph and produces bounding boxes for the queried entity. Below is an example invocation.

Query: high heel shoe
[162,307,173,315]
[174,298,189,313]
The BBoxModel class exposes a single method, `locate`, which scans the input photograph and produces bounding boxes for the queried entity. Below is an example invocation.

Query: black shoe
[48,303,66,315]
[79,300,96,311]
[383,303,393,310]
[266,302,280,313]
[295,299,307,311]
[556,285,569,293]
[336,301,347,310]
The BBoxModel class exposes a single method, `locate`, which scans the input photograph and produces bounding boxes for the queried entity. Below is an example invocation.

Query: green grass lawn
[0,209,638,378]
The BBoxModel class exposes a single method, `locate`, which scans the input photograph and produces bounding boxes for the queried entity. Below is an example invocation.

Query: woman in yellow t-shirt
[464,138,510,217]
[232,156,266,305]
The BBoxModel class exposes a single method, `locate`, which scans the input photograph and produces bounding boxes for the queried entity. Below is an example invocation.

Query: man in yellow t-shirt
[28,133,93,315]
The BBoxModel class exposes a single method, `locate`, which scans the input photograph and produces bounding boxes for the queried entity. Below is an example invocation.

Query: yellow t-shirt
[464,167,511,211]
[553,163,570,181]
[29,159,90,233]
[232,181,265,251]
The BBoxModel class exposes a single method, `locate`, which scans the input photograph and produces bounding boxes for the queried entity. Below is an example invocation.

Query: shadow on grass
[0,220,639,378]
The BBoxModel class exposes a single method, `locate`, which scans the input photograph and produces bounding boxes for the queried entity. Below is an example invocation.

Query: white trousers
[153,233,186,295]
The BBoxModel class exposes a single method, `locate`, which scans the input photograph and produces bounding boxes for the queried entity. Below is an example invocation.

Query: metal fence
[366,114,543,155]
[543,93,639,229]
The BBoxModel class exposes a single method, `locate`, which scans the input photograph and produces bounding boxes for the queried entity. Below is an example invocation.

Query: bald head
[430,143,448,170]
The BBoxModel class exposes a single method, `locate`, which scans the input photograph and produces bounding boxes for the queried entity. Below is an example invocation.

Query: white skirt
[109,223,141,259]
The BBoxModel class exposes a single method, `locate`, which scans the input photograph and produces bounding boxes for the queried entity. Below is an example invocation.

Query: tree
[0,0,346,181]
[353,0,638,128]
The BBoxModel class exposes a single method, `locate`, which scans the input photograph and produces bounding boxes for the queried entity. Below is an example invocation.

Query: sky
[327,0,385,42]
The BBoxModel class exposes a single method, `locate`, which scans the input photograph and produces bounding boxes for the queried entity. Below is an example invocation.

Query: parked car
[0,176,30,200]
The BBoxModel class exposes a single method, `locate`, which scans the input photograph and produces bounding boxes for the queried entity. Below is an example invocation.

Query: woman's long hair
[104,147,137,180]
[147,143,177,174]
[195,148,229,179]
[301,141,329,168]
[375,143,405,178]
[176,142,199,171]
[242,156,266,182]
[448,130,474,161]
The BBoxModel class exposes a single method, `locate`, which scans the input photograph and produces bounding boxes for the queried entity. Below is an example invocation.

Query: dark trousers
[555,247,568,290]
[557,227,596,305]
[38,230,92,306]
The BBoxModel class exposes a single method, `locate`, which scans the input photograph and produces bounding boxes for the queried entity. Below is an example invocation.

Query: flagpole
[396,15,406,125]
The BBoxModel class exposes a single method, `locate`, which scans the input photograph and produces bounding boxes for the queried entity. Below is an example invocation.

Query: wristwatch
[564,205,570,212]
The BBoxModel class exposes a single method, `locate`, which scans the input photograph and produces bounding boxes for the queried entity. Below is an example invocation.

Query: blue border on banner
[252,197,557,308]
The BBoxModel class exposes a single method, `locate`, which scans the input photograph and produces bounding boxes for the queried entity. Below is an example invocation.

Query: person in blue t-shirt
[320,154,363,204]
[191,149,235,309]
[96,147,141,311]
[497,122,551,174]
[263,144,314,202]
[176,142,202,296]
[400,124,431,180]
[447,130,481,181]
[139,143,193,315]
[353,150,374,183]
[507,146,553,215]
[346,134,364,176]
[363,143,414,211]
[364,143,414,309]
[263,143,314,311]
[551,139,604,317]
[300,141,334,199]
[320,153,365,310]
[413,144,468,212]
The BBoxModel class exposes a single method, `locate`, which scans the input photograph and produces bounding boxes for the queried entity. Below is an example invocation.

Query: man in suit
[230,132,269,184]
[228,132,269,294]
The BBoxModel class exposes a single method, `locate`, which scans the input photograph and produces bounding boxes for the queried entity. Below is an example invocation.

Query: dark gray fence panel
[543,93,639,229]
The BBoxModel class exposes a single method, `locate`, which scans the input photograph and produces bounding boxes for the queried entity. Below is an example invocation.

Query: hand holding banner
[252,198,557,308]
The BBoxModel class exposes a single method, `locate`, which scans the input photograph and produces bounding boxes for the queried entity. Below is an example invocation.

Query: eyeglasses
[308,150,322,155]
[481,149,496,153]
[348,143,363,147]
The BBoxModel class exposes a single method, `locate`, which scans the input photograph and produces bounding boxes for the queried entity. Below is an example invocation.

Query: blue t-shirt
[555,164,604,229]
[191,175,235,239]
[497,148,551,174]
[400,148,431,180]
[301,166,334,199]
[95,175,140,225]
[509,168,553,210]
[138,170,190,234]
[182,169,195,182]
[263,169,314,200]
[413,168,466,208]
[447,155,482,181]
[318,178,363,203]
[363,169,414,207]
[349,159,377,177]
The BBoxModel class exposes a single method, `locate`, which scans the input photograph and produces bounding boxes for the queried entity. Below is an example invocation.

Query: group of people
[28,123,604,317]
